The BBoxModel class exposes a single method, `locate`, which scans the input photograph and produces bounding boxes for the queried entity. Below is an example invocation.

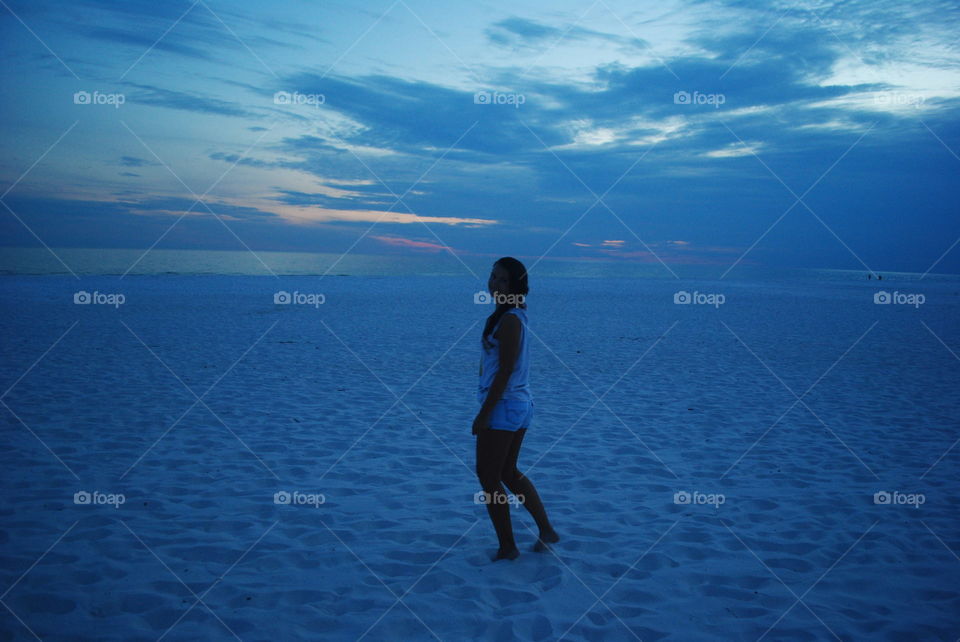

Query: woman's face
[488,264,511,299]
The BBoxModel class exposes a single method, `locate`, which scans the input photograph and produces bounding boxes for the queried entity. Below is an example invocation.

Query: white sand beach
[1,273,958,640]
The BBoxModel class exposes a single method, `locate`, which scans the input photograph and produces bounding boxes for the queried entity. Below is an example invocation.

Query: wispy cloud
[370,235,455,252]
[122,81,259,117]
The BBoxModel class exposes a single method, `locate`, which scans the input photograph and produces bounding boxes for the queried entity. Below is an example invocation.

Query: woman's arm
[478,313,521,418]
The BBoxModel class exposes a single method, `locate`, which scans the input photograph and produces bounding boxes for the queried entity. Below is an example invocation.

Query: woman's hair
[482,257,529,350]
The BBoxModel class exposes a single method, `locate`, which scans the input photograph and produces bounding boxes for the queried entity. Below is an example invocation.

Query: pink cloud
[371,235,450,252]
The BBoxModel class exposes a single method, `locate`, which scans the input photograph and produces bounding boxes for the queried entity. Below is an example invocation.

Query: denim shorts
[487,399,533,432]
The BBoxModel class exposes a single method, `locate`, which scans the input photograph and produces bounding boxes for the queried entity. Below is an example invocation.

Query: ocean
[1,246,956,283]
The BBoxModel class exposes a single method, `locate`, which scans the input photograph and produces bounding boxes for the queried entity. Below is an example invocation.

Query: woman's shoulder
[490,307,526,333]
[496,309,525,336]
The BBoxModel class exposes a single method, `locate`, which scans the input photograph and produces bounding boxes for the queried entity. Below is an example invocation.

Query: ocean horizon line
[0,246,956,281]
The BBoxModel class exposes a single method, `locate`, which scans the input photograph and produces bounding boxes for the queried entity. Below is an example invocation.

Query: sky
[1,0,959,276]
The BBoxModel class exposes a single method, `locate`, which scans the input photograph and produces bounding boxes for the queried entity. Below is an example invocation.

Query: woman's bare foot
[532,528,560,552]
[493,546,520,561]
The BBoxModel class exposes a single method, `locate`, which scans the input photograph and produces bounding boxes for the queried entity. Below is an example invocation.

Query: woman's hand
[472,411,490,435]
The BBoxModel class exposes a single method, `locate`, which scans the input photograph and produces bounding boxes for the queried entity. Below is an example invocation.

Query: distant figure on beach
[868,273,872,280]
[878,274,882,280]
[473,257,559,561]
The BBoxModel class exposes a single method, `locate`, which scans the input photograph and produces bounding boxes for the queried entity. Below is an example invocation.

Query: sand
[0,273,958,640]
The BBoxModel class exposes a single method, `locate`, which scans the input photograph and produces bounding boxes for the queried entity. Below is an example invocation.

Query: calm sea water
[0,247,955,283]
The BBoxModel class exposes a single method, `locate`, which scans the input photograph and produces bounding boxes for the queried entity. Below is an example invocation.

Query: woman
[473,257,559,561]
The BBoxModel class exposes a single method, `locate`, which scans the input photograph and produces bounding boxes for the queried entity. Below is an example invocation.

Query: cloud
[209,152,297,170]
[276,73,534,158]
[485,16,648,49]
[271,37,881,185]
[84,26,214,62]
[487,17,562,44]
[119,155,157,167]
[211,194,499,228]
[370,235,454,252]
[67,0,214,25]
[120,81,259,117]
[69,0,309,66]
[704,142,763,158]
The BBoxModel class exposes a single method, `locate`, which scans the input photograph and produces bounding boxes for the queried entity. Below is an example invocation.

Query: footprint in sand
[20,593,75,615]
[490,587,538,607]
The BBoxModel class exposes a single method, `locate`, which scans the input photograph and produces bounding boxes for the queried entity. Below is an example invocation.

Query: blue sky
[1,0,958,275]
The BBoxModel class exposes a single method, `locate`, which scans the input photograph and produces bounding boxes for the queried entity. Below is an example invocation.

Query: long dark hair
[482,257,529,350]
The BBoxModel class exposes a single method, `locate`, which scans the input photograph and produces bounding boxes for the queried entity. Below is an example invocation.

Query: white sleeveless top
[477,307,532,404]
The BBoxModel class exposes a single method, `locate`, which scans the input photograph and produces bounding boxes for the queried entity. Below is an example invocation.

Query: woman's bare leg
[500,429,560,551]
[476,428,520,560]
